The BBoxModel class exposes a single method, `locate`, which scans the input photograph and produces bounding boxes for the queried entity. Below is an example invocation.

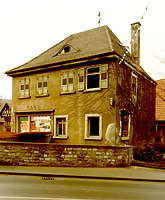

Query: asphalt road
[0,174,165,200]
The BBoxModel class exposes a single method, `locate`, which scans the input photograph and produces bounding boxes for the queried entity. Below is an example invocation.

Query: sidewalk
[0,165,165,182]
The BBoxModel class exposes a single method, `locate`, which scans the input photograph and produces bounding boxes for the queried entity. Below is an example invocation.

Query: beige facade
[11,61,119,145]
[6,25,156,146]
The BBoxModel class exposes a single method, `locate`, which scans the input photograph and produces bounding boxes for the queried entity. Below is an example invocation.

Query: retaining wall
[0,142,133,167]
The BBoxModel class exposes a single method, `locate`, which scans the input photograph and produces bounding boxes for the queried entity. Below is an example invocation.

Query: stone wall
[0,142,133,167]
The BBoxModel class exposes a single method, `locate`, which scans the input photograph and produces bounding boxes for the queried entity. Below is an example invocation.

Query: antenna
[98,11,101,27]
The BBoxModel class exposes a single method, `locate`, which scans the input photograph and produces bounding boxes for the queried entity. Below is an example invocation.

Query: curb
[0,171,165,183]
[133,160,165,169]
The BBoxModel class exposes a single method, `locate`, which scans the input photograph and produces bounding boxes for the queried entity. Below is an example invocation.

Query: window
[54,115,68,139]
[37,74,49,96]
[87,67,100,89]
[119,110,131,140]
[61,70,75,93]
[60,45,76,54]
[78,64,108,91]
[78,68,84,91]
[131,73,137,103]
[19,116,29,133]
[18,115,51,133]
[85,114,102,140]
[19,77,30,98]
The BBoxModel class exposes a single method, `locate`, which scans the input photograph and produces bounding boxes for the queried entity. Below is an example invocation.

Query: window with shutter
[19,77,30,98]
[37,74,49,96]
[78,68,84,91]
[68,70,74,92]
[85,64,108,91]
[61,70,75,93]
[131,72,137,103]
[100,64,108,88]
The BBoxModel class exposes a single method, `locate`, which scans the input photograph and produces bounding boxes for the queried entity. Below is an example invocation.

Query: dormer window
[60,45,76,54]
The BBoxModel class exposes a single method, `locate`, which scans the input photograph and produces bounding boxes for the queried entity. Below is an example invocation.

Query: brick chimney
[131,22,141,65]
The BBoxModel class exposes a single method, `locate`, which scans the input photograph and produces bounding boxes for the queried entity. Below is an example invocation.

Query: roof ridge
[104,25,114,52]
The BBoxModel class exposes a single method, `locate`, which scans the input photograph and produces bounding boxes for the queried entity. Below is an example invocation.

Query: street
[0,175,165,200]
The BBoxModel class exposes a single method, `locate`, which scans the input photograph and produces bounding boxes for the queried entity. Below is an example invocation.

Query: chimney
[131,22,141,65]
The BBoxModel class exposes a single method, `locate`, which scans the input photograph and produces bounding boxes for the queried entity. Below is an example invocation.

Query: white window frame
[119,114,131,140]
[84,114,102,140]
[61,70,75,94]
[37,74,49,96]
[86,66,100,91]
[54,115,68,139]
[85,64,108,91]
[19,77,30,98]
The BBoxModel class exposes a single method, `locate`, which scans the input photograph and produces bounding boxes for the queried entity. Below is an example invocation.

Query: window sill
[18,96,31,100]
[121,137,129,141]
[53,136,68,139]
[84,88,101,93]
[35,94,50,98]
[60,91,76,95]
[84,136,102,141]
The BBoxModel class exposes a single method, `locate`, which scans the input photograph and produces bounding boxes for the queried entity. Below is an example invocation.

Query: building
[0,102,12,132]
[155,79,165,143]
[5,23,156,146]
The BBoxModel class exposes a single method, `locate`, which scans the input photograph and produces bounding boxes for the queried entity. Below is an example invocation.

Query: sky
[0,0,165,99]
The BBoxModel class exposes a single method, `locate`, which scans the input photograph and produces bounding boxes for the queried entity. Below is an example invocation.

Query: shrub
[134,140,163,162]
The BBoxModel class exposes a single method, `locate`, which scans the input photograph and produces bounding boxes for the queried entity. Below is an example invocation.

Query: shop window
[37,74,49,96]
[18,115,51,133]
[61,70,75,93]
[19,116,29,133]
[19,77,30,98]
[30,116,51,132]
[54,115,68,139]
[120,110,131,140]
[85,114,102,140]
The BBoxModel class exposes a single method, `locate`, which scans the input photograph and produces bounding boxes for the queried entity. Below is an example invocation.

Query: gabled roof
[156,79,165,121]
[0,102,12,114]
[5,25,153,82]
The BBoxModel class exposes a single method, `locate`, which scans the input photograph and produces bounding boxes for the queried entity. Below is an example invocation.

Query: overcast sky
[0,0,165,99]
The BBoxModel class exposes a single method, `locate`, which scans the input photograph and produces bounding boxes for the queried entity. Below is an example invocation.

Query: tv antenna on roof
[98,11,101,27]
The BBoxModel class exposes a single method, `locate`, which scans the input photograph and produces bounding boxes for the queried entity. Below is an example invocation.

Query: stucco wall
[0,142,133,167]
[11,61,118,146]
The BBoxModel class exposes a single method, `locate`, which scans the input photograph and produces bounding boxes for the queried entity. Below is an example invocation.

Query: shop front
[15,111,54,143]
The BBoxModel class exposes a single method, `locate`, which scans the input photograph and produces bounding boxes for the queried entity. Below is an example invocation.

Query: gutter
[5,53,116,77]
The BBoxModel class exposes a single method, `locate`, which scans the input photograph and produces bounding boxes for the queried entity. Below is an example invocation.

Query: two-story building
[5,23,156,146]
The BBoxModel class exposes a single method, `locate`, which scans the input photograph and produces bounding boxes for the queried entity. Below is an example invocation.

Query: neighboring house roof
[156,79,165,121]
[5,25,153,82]
[0,102,12,114]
